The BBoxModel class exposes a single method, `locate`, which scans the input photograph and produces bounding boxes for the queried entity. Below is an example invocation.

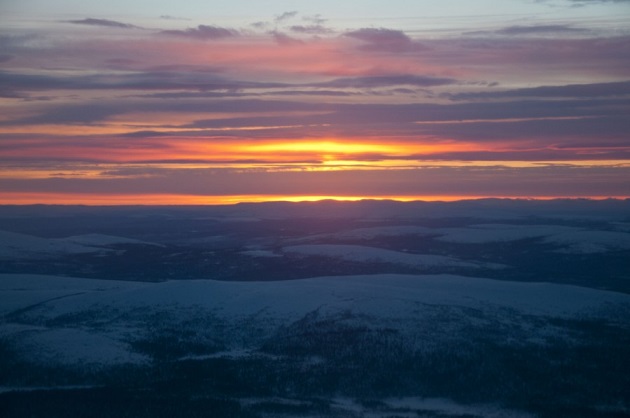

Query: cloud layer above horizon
[1,0,629,203]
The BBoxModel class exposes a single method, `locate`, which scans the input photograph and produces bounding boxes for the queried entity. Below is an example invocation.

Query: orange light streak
[1,192,627,206]
[236,140,400,155]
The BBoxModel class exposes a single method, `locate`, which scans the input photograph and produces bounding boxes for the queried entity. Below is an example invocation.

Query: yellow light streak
[1,192,628,206]
[237,141,401,155]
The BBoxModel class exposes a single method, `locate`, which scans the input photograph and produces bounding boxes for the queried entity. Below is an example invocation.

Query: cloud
[0,71,78,92]
[271,31,304,45]
[413,114,630,143]
[467,24,590,36]
[67,18,137,29]
[314,74,457,89]
[0,69,291,108]
[344,27,425,52]
[251,21,269,30]
[8,80,627,147]
[289,14,330,34]
[1,98,326,127]
[275,11,298,23]
[289,25,332,35]
[431,35,630,80]
[159,15,190,21]
[266,90,357,97]
[568,0,630,3]
[345,27,411,43]
[497,25,589,35]
[303,14,327,25]
[3,102,129,125]
[3,165,629,199]
[138,89,357,100]
[564,0,630,8]
[536,0,630,6]
[447,81,630,100]
[160,25,239,40]
[0,90,25,99]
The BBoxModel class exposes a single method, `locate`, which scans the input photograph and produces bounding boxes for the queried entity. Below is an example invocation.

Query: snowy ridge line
[2,273,629,319]
[433,224,630,253]
[281,244,498,269]
[279,223,630,254]
[0,230,161,259]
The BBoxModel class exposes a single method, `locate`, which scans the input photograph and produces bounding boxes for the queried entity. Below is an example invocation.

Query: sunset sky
[1,0,629,204]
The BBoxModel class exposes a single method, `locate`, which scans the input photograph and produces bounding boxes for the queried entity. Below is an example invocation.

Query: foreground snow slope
[3,273,629,320]
[3,273,629,367]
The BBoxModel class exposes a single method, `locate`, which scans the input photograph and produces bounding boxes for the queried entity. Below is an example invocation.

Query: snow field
[2,273,629,367]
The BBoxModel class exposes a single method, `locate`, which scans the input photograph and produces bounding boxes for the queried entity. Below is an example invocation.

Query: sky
[1,0,629,204]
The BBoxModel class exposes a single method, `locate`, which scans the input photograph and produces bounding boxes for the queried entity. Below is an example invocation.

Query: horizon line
[0,193,628,207]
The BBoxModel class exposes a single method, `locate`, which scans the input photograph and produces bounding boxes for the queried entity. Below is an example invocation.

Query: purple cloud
[497,25,589,35]
[344,28,425,52]
[345,28,410,43]
[3,165,628,198]
[160,25,239,40]
[303,14,327,25]
[271,31,304,45]
[289,25,332,35]
[275,11,298,23]
[568,0,630,3]
[413,114,630,143]
[314,75,457,89]
[251,21,268,30]
[467,25,590,36]
[0,70,287,95]
[67,18,137,29]
[447,81,630,100]
[159,15,190,21]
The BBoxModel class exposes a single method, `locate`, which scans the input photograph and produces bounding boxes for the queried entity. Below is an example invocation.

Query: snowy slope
[0,230,159,259]
[543,230,630,253]
[0,230,106,259]
[434,224,580,244]
[0,274,145,315]
[291,225,434,243]
[285,223,630,255]
[2,273,629,367]
[43,273,627,317]
[432,224,630,253]
[63,233,160,247]
[282,244,482,268]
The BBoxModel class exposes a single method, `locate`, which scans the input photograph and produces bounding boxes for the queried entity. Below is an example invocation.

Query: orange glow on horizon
[1,192,627,206]
[1,136,484,165]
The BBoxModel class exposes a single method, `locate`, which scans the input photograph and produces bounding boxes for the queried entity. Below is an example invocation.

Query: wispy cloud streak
[67,18,138,29]
[160,25,239,39]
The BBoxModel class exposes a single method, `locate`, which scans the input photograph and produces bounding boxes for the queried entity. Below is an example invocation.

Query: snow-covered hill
[2,273,628,367]
[0,231,160,259]
[433,224,630,253]
[288,223,630,254]
[282,244,483,268]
